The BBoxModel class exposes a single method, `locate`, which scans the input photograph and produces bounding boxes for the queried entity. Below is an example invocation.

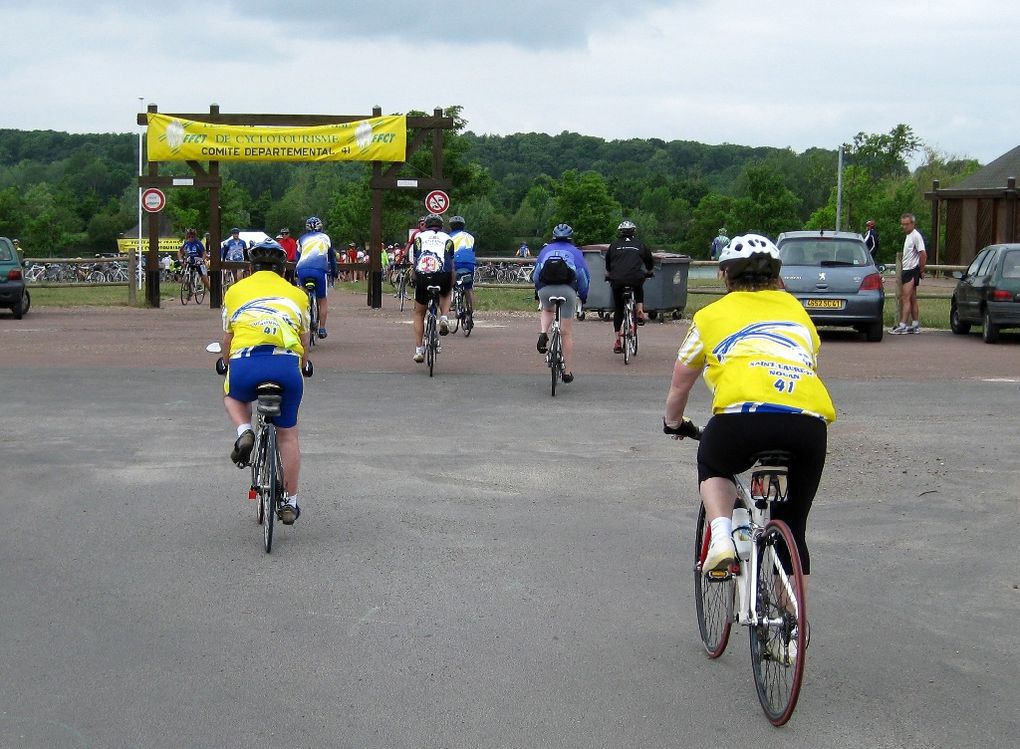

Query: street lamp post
[137,97,144,292]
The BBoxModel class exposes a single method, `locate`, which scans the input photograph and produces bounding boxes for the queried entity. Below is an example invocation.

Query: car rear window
[779,239,869,266]
[1002,250,1020,279]
[0,245,13,262]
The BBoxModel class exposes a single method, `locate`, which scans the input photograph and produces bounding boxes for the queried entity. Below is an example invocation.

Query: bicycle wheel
[549,329,561,397]
[622,311,632,365]
[694,503,735,658]
[194,272,206,304]
[450,292,462,334]
[749,519,807,726]
[426,315,437,377]
[180,272,190,304]
[463,305,473,337]
[307,291,318,347]
[631,306,639,356]
[262,427,278,553]
[252,431,266,526]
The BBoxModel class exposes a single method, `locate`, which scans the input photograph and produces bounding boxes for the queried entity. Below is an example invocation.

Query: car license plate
[804,298,845,310]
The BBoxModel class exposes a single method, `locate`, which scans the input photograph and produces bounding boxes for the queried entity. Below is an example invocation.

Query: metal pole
[137,97,144,296]
[835,145,844,232]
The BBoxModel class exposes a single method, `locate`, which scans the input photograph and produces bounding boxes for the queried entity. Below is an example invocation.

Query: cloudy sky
[2,0,1017,165]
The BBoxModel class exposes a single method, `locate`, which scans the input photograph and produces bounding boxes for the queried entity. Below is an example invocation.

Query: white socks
[710,516,733,544]
[237,423,252,437]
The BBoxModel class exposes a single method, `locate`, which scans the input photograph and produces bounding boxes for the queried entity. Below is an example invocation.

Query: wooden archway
[136,104,454,308]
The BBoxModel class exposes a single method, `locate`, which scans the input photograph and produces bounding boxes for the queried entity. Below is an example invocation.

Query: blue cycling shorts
[456,270,474,289]
[297,267,328,300]
[225,351,303,428]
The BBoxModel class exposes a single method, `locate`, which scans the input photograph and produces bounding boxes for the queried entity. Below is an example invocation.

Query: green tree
[550,170,620,245]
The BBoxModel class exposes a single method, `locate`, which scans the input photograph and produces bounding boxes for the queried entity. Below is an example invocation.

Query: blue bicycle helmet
[305,216,323,232]
[552,223,574,240]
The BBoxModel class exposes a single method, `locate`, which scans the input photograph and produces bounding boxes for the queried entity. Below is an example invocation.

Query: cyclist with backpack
[534,223,590,383]
[411,213,456,363]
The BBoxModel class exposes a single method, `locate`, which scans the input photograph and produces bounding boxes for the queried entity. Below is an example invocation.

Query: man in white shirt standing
[891,213,926,335]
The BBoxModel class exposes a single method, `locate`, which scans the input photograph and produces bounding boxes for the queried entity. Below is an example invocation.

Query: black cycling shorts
[697,412,827,574]
[414,271,452,306]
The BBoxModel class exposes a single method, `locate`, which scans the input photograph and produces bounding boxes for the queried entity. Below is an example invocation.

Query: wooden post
[368,105,383,309]
[929,179,941,267]
[127,248,136,305]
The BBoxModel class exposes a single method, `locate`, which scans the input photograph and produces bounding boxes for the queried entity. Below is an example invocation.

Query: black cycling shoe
[561,371,574,383]
[317,328,327,339]
[537,332,548,353]
[230,429,255,468]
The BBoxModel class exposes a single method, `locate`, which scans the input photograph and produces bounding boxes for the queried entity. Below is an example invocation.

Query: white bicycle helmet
[718,234,781,279]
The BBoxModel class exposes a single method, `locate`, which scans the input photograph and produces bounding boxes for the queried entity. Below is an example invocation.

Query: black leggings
[697,412,827,574]
[611,282,644,332]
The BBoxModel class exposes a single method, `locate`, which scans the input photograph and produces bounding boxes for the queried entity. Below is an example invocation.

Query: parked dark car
[0,236,30,318]
[950,243,1020,343]
[776,230,885,342]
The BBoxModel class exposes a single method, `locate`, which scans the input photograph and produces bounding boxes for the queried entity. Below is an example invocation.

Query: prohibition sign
[141,187,166,213]
[424,189,450,214]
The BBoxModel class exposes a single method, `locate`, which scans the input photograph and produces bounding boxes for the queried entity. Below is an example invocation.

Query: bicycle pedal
[706,568,733,581]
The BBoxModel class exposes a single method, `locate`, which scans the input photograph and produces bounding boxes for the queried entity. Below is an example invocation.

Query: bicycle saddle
[255,382,283,416]
[750,450,793,467]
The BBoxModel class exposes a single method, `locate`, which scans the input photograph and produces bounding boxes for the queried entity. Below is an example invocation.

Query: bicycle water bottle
[731,507,752,560]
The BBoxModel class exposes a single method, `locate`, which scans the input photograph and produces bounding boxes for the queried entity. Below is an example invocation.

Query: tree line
[0,111,979,261]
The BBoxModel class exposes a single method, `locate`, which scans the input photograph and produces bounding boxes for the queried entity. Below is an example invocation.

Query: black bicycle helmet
[248,239,287,270]
[424,213,444,229]
[449,215,465,230]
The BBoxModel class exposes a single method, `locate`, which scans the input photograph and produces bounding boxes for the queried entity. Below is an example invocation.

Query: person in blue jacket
[534,223,590,383]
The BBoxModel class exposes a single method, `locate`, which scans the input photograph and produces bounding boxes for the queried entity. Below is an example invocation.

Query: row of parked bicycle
[24,260,133,284]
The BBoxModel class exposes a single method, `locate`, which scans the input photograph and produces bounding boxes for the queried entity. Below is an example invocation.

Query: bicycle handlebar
[663,417,702,440]
[216,355,313,379]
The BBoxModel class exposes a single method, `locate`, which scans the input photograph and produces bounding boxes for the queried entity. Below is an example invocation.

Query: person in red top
[277,227,299,282]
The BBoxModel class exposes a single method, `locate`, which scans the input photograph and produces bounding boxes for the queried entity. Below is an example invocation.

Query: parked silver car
[776,230,885,342]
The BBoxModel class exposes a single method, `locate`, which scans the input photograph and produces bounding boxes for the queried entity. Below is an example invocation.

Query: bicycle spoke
[694,503,734,657]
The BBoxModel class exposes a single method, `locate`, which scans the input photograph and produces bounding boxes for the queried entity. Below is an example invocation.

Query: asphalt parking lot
[1,293,1018,748]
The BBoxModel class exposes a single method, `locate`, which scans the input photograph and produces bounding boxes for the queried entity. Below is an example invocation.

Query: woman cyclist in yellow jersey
[663,234,835,585]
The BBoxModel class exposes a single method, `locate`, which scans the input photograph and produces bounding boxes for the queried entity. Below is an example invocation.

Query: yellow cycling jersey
[222,271,309,358]
[677,290,836,423]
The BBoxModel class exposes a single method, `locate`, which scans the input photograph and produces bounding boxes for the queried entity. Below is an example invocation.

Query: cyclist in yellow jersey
[221,239,310,524]
[663,234,835,585]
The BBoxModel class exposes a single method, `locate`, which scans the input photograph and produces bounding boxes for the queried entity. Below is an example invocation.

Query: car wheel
[950,300,971,335]
[12,290,27,319]
[982,308,1000,344]
[864,320,883,342]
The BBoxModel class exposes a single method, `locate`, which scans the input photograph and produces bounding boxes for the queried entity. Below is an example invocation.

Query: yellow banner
[146,113,407,163]
[117,238,182,254]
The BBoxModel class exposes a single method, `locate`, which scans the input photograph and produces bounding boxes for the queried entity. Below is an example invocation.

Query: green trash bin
[644,253,690,320]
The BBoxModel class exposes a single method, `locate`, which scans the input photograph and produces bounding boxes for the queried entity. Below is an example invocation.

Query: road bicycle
[450,275,474,336]
[394,265,413,312]
[620,286,639,364]
[545,296,566,396]
[180,262,206,305]
[670,420,808,726]
[210,343,312,553]
[303,279,319,348]
[424,285,442,377]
